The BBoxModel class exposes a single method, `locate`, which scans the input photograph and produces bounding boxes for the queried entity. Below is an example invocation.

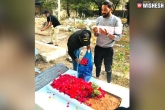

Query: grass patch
[112,27,130,77]
[112,74,129,88]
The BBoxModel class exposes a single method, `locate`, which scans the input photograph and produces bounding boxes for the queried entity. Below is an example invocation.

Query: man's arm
[87,45,90,50]
[68,48,80,63]
[93,17,100,37]
[41,22,52,31]
[111,19,123,41]
[41,22,48,30]
[99,19,122,41]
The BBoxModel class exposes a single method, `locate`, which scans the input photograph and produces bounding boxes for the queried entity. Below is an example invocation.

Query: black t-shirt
[67,30,91,60]
[47,15,61,27]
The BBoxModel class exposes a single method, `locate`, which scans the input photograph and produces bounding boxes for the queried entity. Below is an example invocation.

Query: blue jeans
[72,48,81,71]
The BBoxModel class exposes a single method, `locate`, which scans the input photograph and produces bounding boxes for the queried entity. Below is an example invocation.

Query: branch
[92,0,99,6]
[113,0,120,12]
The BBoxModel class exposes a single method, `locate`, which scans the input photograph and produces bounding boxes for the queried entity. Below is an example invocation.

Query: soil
[84,92,121,110]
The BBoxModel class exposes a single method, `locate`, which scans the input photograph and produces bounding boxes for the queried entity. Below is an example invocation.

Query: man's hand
[41,29,45,31]
[93,27,99,36]
[75,58,80,64]
[87,45,90,50]
[108,34,115,39]
[93,27,98,33]
[99,28,108,35]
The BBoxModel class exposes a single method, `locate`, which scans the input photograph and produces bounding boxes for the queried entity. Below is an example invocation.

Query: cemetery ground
[35,18,129,88]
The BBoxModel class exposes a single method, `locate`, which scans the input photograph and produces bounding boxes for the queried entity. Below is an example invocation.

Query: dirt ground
[35,31,129,88]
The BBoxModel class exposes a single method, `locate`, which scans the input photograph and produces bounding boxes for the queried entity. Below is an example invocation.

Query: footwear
[107,72,112,83]
[47,42,53,44]
[55,44,58,46]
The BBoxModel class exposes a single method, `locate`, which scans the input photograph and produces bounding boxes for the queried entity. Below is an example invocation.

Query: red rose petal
[50,74,105,104]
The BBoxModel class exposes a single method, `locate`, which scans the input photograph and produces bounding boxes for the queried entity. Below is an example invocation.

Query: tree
[90,0,121,16]
[60,0,123,18]
[112,0,121,13]
[61,0,71,17]
[39,0,58,11]
[91,0,104,16]
[61,0,92,18]
[70,1,92,18]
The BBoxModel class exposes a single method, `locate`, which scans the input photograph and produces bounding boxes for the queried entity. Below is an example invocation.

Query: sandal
[47,42,53,44]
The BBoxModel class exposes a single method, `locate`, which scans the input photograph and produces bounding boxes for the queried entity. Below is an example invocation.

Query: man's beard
[102,12,110,18]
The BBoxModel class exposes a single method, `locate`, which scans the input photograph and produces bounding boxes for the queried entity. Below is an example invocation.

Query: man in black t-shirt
[41,10,61,46]
[67,29,91,71]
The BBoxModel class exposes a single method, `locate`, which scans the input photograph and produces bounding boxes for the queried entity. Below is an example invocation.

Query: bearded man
[93,0,123,83]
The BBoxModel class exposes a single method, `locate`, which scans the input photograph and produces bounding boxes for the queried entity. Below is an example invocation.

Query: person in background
[93,0,122,83]
[125,2,129,25]
[41,10,61,46]
[67,30,91,71]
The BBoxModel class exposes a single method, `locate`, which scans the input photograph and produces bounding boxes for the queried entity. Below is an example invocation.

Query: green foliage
[40,0,58,10]
[116,50,125,61]
[61,0,92,16]
[39,0,126,17]
[91,83,101,97]
[125,45,130,50]
[112,27,130,77]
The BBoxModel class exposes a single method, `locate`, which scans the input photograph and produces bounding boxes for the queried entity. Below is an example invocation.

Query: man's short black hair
[102,0,113,8]
[42,10,49,14]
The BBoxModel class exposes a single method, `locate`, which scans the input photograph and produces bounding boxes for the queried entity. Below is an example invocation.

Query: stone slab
[35,28,49,36]
[35,41,66,62]
[35,63,69,91]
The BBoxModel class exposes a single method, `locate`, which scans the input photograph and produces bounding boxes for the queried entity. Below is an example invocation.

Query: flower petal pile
[51,74,105,104]
[80,58,88,66]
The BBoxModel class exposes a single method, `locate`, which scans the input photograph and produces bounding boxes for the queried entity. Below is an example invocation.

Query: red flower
[51,74,105,106]
[87,103,92,106]
[80,58,88,66]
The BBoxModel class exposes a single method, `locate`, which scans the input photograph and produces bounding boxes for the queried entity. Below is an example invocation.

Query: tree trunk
[98,6,102,16]
[66,0,70,17]
[76,8,78,17]
[113,0,120,14]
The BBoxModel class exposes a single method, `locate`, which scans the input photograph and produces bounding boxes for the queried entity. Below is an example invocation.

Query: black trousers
[94,45,114,83]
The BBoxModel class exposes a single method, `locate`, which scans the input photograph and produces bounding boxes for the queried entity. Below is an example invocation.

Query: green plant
[91,83,101,97]
[116,50,125,61]
[125,45,130,50]
[49,60,54,63]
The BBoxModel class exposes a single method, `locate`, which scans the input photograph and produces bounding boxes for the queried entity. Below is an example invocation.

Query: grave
[35,63,129,110]
[35,41,66,62]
